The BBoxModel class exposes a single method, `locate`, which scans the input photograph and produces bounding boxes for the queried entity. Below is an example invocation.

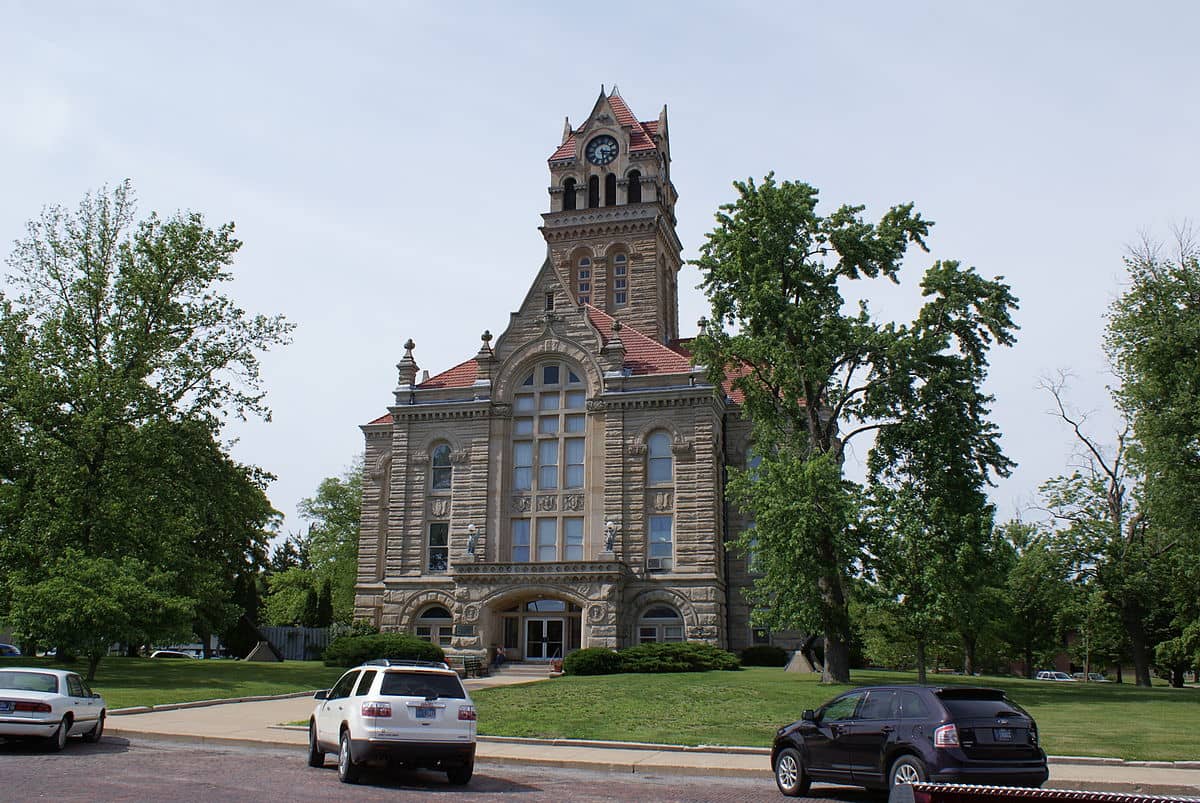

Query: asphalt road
[0,735,876,803]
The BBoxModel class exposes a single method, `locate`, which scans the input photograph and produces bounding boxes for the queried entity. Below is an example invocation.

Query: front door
[525,618,564,660]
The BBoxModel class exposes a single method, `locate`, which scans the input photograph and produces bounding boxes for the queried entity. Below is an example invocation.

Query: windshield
[380,672,466,699]
[0,671,58,693]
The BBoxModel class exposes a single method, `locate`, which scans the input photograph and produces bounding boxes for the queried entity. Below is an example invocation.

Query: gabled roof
[418,357,478,389]
[584,305,691,376]
[548,89,659,162]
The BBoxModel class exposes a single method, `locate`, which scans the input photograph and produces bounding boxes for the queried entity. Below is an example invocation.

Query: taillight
[1030,727,1038,746]
[14,702,52,713]
[361,702,392,718]
[458,705,477,721]
[934,723,959,748]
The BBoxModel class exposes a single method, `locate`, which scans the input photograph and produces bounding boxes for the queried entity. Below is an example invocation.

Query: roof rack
[362,658,451,670]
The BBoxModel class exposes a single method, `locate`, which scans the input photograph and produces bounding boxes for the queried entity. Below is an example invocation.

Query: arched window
[588,176,599,208]
[647,432,672,484]
[577,256,591,306]
[431,444,452,491]
[638,605,684,644]
[627,170,641,203]
[604,173,616,206]
[415,606,453,648]
[510,361,587,562]
[613,253,627,306]
[562,178,577,211]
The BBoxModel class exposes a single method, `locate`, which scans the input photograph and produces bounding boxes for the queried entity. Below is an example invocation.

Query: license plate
[415,707,436,720]
[994,727,1014,742]
[0,701,10,713]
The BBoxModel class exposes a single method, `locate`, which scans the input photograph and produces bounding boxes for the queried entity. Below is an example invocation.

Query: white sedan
[0,667,106,750]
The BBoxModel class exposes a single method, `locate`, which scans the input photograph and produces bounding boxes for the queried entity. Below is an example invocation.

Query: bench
[463,656,488,678]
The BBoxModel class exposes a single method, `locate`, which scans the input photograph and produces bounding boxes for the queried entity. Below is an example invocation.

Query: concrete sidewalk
[105,689,1200,797]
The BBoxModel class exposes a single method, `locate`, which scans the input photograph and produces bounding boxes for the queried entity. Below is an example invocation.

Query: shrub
[563,647,623,676]
[323,633,444,667]
[618,642,740,674]
[740,645,789,667]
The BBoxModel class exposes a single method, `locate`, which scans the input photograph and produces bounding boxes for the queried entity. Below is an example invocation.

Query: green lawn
[0,656,343,710]
[472,668,1200,762]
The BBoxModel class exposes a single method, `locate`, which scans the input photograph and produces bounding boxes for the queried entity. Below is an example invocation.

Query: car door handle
[880,725,894,733]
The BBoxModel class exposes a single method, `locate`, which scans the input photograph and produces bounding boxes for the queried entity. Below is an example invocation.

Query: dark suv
[771,685,1048,795]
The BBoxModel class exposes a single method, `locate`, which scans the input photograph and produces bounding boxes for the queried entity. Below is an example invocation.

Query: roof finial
[610,84,620,97]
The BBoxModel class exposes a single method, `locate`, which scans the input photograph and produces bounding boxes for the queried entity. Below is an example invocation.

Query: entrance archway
[493,598,583,661]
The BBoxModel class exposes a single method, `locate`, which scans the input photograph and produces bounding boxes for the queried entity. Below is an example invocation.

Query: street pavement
[100,674,1200,798]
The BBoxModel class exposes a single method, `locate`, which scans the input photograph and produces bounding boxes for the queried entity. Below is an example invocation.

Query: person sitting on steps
[492,644,507,668]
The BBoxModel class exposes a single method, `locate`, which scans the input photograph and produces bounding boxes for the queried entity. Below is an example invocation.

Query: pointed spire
[395,338,418,389]
[562,117,572,145]
[658,104,668,138]
[475,329,497,383]
[610,84,620,97]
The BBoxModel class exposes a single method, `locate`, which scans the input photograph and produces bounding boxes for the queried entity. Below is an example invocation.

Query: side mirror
[313,690,329,700]
[91,693,102,699]
[802,709,816,722]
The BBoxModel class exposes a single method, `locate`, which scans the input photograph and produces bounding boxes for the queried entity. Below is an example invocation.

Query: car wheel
[774,747,811,797]
[47,715,71,752]
[307,721,325,767]
[337,730,360,784]
[889,754,927,788]
[82,712,105,744]
[446,760,474,786]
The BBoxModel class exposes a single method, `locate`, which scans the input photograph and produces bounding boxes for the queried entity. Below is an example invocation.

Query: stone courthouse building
[354,88,773,663]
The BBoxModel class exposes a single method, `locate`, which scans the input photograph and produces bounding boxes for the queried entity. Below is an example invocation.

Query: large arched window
[588,176,599,208]
[562,178,577,211]
[638,605,684,643]
[627,170,641,203]
[511,361,587,562]
[604,173,616,206]
[414,605,453,647]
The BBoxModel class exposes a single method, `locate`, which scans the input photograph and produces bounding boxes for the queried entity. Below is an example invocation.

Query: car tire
[337,730,360,784]
[774,746,811,797]
[307,721,325,767]
[82,712,105,744]
[446,760,474,786]
[47,715,71,752]
[889,754,927,788]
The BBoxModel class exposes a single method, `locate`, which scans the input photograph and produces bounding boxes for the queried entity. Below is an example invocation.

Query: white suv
[308,659,477,785]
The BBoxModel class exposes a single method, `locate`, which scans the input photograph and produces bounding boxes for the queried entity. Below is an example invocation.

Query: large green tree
[998,521,1074,678]
[0,181,291,673]
[297,460,363,624]
[692,175,1017,682]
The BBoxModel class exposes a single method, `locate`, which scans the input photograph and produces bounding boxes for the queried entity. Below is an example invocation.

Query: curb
[110,690,318,716]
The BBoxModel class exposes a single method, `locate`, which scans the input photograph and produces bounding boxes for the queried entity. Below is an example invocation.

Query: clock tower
[540,87,683,344]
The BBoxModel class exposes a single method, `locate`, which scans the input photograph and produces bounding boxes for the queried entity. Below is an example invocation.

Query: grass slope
[472,668,1200,762]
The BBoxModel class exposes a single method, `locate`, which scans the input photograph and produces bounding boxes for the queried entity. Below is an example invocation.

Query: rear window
[380,672,466,700]
[937,694,1025,719]
[0,671,58,693]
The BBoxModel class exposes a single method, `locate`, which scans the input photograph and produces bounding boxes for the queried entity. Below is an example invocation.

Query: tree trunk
[1171,668,1184,688]
[962,634,977,677]
[916,638,927,685]
[86,652,102,682]
[1023,644,1034,679]
[822,634,851,684]
[1121,601,1153,687]
[124,643,139,658]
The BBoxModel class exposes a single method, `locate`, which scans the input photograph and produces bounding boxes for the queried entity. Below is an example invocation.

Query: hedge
[562,642,740,675]
[562,647,624,675]
[322,633,445,667]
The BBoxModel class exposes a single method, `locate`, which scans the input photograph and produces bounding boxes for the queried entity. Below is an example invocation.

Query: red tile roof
[418,358,478,389]
[584,305,692,376]
[367,412,391,425]
[548,92,659,161]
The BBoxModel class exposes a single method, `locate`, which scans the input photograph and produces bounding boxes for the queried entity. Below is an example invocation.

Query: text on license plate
[0,702,10,713]
[415,707,436,720]
[994,727,1014,741]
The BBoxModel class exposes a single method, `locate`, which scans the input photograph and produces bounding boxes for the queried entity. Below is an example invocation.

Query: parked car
[1071,672,1111,682]
[1036,670,1075,682]
[0,644,21,657]
[0,667,106,750]
[150,650,197,659]
[308,659,476,785]
[771,685,1048,795]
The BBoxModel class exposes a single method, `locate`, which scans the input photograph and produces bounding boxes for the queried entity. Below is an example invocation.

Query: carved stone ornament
[563,494,584,511]
[450,449,471,465]
[586,399,607,412]
[430,498,451,518]
[492,402,513,419]
[463,604,480,623]
[587,604,607,623]
[651,490,674,512]
[536,495,558,512]
[511,495,532,513]
[627,443,648,457]
[411,453,430,466]
[671,436,695,458]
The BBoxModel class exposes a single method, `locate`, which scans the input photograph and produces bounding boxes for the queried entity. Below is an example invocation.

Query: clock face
[586,135,619,166]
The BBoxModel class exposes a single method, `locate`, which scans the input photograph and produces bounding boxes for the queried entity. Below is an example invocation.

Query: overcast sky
[3,2,1197,540]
